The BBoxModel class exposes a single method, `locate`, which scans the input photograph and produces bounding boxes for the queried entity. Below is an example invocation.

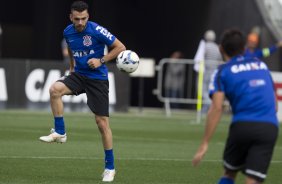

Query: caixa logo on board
[25,69,87,103]
[24,69,116,105]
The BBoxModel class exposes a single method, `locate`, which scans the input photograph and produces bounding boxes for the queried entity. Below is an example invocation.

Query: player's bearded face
[70,10,89,32]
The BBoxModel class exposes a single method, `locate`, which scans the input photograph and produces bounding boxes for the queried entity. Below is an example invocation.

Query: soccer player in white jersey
[39,1,126,182]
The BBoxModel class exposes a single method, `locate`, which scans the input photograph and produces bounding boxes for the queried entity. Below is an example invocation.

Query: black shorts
[58,72,109,117]
[223,122,278,182]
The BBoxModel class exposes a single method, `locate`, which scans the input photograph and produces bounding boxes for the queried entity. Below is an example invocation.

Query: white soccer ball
[116,50,139,73]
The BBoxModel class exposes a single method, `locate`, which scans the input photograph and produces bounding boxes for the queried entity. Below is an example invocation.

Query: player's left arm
[102,38,126,62]
[258,41,282,58]
[87,39,126,69]
[192,91,224,167]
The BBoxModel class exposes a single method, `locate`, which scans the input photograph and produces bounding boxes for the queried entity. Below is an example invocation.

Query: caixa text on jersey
[72,49,95,57]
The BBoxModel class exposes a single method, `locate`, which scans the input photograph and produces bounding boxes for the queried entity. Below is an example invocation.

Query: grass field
[0,109,281,184]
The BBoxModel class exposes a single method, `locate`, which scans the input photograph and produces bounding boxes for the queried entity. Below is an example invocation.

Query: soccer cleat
[39,128,67,143]
[102,169,116,182]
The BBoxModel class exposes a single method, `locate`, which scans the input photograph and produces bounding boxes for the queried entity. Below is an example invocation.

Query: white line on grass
[0,156,282,163]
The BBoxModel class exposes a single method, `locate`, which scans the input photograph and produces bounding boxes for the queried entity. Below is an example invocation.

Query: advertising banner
[271,71,282,122]
[0,59,130,112]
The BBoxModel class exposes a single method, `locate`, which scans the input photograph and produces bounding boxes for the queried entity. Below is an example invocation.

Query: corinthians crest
[83,35,92,46]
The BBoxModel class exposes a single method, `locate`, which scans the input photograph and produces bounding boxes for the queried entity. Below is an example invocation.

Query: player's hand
[192,142,208,167]
[87,58,101,69]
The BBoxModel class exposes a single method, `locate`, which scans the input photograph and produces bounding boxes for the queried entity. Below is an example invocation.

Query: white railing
[153,58,223,120]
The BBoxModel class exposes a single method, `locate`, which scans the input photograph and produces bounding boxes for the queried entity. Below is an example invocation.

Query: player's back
[215,56,278,126]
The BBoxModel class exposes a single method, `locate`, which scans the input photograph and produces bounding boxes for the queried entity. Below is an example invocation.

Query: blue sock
[218,177,234,184]
[105,149,114,170]
[54,117,65,135]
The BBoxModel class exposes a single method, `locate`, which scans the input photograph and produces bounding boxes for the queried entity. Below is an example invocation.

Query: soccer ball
[116,50,139,73]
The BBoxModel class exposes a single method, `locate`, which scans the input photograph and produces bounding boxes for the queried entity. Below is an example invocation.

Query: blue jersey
[209,55,278,126]
[63,21,116,80]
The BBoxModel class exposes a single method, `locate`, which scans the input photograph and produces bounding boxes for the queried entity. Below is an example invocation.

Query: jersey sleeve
[209,68,225,98]
[92,23,116,46]
[263,45,278,57]
[62,24,73,45]
[254,45,278,58]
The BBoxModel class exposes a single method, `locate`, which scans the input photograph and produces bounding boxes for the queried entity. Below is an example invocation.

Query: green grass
[0,109,281,184]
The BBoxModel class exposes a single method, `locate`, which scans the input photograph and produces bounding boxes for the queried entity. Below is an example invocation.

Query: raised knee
[49,83,63,98]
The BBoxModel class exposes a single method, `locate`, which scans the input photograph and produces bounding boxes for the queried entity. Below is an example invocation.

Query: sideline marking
[0,156,282,163]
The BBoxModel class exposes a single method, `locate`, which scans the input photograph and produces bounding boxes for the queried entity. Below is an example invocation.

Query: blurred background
[0,0,282,112]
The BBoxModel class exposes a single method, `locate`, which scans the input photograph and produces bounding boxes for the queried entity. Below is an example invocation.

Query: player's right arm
[192,91,224,166]
[67,47,75,72]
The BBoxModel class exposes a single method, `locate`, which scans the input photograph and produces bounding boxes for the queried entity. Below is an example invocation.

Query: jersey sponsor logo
[73,49,95,57]
[96,26,113,40]
[231,62,268,73]
[249,79,266,87]
[83,35,92,46]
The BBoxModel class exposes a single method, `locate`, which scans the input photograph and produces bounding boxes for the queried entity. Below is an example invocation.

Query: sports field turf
[0,109,281,184]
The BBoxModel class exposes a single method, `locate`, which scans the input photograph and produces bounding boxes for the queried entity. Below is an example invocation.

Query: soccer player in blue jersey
[39,1,126,182]
[244,32,282,59]
[192,29,279,184]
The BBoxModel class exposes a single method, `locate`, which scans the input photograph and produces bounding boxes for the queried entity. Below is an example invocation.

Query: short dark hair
[71,1,88,12]
[220,29,246,57]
